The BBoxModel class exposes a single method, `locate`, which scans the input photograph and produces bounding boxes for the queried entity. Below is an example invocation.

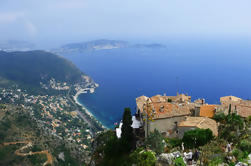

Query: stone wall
[177,126,197,139]
[144,116,187,138]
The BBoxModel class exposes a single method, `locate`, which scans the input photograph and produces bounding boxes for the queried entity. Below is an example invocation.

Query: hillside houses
[136,94,251,139]
[136,94,193,138]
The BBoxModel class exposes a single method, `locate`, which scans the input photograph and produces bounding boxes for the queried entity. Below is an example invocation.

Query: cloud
[47,0,86,11]
[0,11,37,38]
[0,12,25,22]
[24,20,37,37]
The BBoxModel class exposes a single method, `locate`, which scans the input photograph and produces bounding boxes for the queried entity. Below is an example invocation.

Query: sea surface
[62,39,251,128]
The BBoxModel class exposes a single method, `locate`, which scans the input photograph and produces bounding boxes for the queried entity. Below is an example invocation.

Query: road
[67,86,96,136]
[3,141,53,166]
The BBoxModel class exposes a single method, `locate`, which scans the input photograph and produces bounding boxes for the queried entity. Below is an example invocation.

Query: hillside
[0,50,90,94]
[0,104,89,166]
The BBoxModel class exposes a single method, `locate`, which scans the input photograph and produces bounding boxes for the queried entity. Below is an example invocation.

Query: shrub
[232,148,245,161]
[174,157,186,166]
[239,139,251,153]
[165,138,182,148]
[145,129,165,154]
[129,148,156,166]
[182,128,213,148]
[208,156,224,166]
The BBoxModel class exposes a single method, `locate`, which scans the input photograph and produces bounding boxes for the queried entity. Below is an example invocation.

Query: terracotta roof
[150,102,190,119]
[200,105,216,118]
[178,117,218,136]
[136,94,192,119]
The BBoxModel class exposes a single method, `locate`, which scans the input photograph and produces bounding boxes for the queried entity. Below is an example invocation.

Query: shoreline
[73,87,108,129]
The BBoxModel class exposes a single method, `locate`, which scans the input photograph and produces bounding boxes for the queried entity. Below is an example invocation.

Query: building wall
[144,116,187,138]
[178,126,197,139]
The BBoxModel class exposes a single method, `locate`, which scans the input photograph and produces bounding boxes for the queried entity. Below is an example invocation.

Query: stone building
[220,96,242,105]
[218,96,251,118]
[236,100,251,118]
[136,94,192,138]
[199,105,217,118]
[178,117,218,139]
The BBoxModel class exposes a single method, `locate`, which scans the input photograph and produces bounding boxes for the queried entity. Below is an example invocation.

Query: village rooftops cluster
[136,94,191,120]
[136,93,251,138]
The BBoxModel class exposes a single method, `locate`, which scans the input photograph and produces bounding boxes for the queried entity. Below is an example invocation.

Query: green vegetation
[27,154,47,166]
[182,128,213,148]
[145,129,165,154]
[214,107,244,143]
[129,148,156,166]
[121,108,135,152]
[0,105,87,166]
[0,50,86,94]
[165,137,182,149]
[174,157,186,166]
[92,108,136,166]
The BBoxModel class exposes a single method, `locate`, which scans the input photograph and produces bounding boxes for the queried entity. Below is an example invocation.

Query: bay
[62,40,251,128]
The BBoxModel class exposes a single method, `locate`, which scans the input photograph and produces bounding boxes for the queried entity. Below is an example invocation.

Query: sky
[1,0,251,47]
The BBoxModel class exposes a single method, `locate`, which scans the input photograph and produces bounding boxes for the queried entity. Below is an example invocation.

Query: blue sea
[62,39,251,128]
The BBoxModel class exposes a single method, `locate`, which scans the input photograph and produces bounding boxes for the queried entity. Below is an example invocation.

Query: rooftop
[136,94,191,120]
[178,117,218,136]
[151,102,190,119]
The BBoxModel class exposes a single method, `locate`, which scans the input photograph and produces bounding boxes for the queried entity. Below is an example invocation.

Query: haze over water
[62,39,251,128]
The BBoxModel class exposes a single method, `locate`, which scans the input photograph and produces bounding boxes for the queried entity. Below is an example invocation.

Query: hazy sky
[1,0,251,46]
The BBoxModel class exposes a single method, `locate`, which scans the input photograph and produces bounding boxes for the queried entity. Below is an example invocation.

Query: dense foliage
[182,128,213,148]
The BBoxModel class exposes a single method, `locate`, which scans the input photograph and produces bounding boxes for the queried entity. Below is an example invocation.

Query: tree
[182,128,213,148]
[145,129,165,154]
[121,108,134,152]
[213,112,226,123]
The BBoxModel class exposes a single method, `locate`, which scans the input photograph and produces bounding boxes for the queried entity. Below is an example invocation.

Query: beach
[73,87,108,129]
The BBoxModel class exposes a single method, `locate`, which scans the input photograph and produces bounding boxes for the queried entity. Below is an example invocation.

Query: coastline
[73,87,108,129]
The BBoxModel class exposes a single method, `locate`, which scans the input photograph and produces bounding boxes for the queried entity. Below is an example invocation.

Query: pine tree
[121,107,134,152]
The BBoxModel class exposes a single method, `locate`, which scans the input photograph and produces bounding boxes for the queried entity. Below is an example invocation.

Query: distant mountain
[0,50,89,94]
[132,43,166,49]
[54,39,128,54]
[0,40,35,52]
[52,39,167,54]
